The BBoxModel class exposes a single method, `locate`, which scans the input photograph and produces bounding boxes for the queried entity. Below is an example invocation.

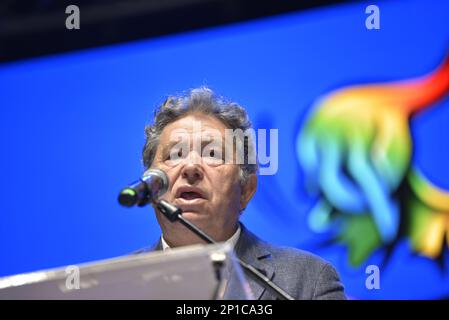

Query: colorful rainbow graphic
[297,53,449,266]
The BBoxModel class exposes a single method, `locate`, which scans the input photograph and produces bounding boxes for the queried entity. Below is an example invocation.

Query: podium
[0,243,253,300]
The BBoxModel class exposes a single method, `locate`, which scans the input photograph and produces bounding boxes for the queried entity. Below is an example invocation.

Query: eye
[203,146,223,165]
[171,148,187,160]
[205,148,221,159]
[164,148,184,162]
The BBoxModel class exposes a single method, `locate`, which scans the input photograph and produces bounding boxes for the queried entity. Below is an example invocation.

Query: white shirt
[161,225,242,250]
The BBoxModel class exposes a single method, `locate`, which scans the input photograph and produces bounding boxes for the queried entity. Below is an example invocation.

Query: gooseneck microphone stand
[155,199,295,300]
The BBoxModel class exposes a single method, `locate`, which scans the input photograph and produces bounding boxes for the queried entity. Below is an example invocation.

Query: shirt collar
[160,225,241,250]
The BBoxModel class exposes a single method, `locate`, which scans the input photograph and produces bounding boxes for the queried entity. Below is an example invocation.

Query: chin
[181,210,208,221]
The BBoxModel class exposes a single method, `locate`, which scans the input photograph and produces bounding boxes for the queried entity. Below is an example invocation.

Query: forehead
[160,113,228,140]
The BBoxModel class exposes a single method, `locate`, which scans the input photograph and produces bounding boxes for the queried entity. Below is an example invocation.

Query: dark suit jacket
[135,223,346,300]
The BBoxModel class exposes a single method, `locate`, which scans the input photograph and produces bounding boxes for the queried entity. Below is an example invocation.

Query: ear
[240,174,258,211]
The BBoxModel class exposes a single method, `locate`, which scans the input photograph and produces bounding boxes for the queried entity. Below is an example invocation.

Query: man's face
[151,113,256,244]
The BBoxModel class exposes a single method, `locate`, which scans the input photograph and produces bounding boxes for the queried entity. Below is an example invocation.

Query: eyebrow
[160,140,182,157]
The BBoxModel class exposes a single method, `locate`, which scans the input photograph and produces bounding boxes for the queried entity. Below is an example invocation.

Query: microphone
[118,169,169,207]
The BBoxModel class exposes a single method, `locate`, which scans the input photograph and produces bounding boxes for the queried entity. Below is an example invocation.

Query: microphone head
[118,168,169,208]
[118,188,138,207]
[143,168,169,198]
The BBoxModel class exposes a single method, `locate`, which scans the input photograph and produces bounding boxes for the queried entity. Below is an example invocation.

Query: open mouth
[175,186,207,202]
[179,191,203,200]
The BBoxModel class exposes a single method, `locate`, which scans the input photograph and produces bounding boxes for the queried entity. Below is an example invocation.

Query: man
[136,87,346,300]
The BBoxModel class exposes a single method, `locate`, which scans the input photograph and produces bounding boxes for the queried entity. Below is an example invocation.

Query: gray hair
[142,87,258,184]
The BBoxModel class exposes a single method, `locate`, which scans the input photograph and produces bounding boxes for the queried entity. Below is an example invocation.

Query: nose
[180,152,204,184]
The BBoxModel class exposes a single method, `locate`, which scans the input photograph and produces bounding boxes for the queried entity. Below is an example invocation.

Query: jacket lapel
[231,224,275,300]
